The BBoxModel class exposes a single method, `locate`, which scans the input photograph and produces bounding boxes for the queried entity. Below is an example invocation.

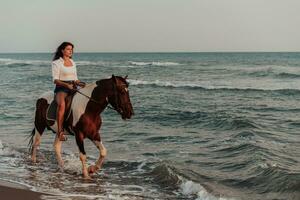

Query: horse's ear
[96,80,100,85]
[124,75,128,79]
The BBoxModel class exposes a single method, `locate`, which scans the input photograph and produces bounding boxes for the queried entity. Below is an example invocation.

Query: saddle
[46,92,75,129]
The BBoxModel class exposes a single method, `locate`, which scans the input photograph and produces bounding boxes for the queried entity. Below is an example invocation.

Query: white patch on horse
[49,121,58,133]
[71,83,97,126]
[39,91,54,104]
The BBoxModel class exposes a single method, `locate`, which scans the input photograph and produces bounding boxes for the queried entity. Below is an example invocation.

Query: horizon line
[0,51,300,54]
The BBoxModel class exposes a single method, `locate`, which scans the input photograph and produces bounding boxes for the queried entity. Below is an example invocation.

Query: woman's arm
[52,62,60,82]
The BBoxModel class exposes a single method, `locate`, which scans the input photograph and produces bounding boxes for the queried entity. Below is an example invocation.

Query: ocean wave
[75,60,108,67]
[0,58,110,68]
[276,72,300,79]
[222,164,300,194]
[245,70,272,77]
[0,58,109,67]
[128,79,300,94]
[0,58,50,66]
[211,118,259,131]
[150,163,233,200]
[213,143,263,155]
[238,66,300,79]
[76,60,182,68]
[139,109,207,128]
[0,141,19,156]
[0,57,182,68]
[144,135,192,143]
[246,71,300,79]
[233,131,255,139]
[129,61,181,66]
[129,79,204,89]
[180,181,234,200]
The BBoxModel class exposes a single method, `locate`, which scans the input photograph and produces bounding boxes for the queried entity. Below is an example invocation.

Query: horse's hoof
[88,165,98,174]
[58,131,67,141]
[31,157,36,163]
[57,166,64,172]
[58,160,64,167]
[83,175,92,180]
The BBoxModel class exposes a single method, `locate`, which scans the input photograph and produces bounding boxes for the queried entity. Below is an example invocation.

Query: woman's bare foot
[58,131,67,141]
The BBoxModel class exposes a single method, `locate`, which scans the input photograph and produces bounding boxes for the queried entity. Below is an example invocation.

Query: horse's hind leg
[31,127,43,162]
[31,98,47,163]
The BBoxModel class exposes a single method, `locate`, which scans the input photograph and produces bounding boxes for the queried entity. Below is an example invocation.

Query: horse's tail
[27,128,35,153]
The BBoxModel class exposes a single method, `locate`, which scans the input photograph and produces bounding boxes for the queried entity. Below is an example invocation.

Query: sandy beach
[0,180,44,200]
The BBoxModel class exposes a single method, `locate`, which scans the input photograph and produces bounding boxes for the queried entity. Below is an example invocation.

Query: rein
[75,89,115,110]
[74,79,129,113]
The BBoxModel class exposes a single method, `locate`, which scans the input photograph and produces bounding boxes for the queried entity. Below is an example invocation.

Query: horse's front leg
[75,132,90,179]
[53,136,64,168]
[88,139,107,174]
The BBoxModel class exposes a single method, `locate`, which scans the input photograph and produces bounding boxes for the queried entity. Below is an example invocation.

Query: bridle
[111,80,130,114]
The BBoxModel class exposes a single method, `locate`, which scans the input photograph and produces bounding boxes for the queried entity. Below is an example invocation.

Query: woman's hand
[66,83,74,90]
[77,82,86,88]
[75,80,86,88]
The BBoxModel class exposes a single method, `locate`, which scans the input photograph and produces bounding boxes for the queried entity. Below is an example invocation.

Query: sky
[0,0,300,53]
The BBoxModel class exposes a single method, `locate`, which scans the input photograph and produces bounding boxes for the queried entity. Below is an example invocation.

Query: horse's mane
[95,76,128,88]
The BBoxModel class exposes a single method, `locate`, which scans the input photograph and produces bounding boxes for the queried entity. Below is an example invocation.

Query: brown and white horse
[28,75,133,178]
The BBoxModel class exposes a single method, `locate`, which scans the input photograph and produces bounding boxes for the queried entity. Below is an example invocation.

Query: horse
[28,75,133,178]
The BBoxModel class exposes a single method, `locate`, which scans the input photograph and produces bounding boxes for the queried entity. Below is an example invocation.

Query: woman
[52,42,84,141]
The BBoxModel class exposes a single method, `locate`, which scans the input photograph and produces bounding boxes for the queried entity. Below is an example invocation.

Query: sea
[0,52,299,200]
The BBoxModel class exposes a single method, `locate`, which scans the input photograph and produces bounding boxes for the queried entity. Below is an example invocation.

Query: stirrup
[58,130,67,141]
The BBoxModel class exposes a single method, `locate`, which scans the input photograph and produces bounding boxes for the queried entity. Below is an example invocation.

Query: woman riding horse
[29,74,133,178]
[52,42,85,141]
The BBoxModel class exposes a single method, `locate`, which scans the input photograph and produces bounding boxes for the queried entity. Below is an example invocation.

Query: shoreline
[0,180,44,200]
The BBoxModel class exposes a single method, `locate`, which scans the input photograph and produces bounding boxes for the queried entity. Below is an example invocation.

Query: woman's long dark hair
[53,42,74,61]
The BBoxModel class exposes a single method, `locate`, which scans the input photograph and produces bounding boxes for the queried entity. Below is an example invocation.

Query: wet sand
[0,180,44,200]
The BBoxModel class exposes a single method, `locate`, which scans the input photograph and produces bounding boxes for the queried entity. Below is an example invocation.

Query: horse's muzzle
[121,105,133,120]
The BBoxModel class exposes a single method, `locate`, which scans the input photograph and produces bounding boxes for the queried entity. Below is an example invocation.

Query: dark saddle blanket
[46,94,75,124]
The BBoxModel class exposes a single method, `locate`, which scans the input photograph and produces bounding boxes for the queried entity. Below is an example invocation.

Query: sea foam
[129,61,181,66]
[180,180,234,200]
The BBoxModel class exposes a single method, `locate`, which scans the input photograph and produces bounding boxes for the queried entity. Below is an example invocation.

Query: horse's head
[108,75,134,120]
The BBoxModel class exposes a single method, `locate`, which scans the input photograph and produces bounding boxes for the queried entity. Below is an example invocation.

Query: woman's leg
[56,92,67,141]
